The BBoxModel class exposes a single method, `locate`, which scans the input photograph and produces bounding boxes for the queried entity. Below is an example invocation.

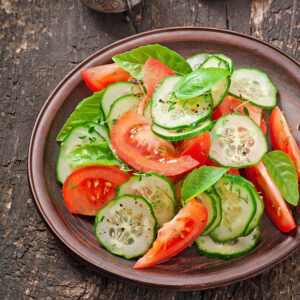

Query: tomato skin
[212,95,263,127]
[270,106,300,181]
[206,158,240,175]
[134,198,208,268]
[178,132,210,165]
[138,58,175,113]
[246,162,296,232]
[111,110,199,176]
[81,63,131,92]
[142,58,175,100]
[62,166,128,216]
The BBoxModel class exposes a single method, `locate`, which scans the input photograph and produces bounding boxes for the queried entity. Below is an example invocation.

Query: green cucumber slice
[239,177,264,235]
[101,82,142,117]
[229,68,277,109]
[200,56,231,109]
[213,54,234,73]
[209,113,267,168]
[187,53,234,73]
[200,55,229,70]
[107,94,140,129]
[116,172,175,228]
[152,118,213,141]
[143,99,152,121]
[196,227,260,259]
[94,195,157,259]
[151,76,212,129]
[56,123,105,184]
[196,188,221,235]
[187,53,211,70]
[199,187,222,235]
[210,175,257,242]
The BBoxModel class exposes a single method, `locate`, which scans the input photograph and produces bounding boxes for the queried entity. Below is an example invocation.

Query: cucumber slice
[195,227,260,259]
[209,113,267,168]
[56,123,105,184]
[151,76,212,129]
[187,53,234,73]
[196,188,221,235]
[200,55,229,70]
[213,54,234,73]
[116,172,175,228]
[200,56,231,109]
[199,187,222,235]
[143,99,152,121]
[101,82,142,117]
[187,53,211,70]
[229,68,277,109]
[240,178,264,235]
[210,175,257,242]
[107,95,140,130]
[94,195,157,259]
[152,118,213,141]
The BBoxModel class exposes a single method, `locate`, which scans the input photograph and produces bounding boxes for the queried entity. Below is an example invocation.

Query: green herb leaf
[263,150,299,206]
[65,142,120,167]
[243,106,250,116]
[56,91,104,141]
[181,166,229,204]
[173,68,230,99]
[88,126,95,134]
[112,44,192,80]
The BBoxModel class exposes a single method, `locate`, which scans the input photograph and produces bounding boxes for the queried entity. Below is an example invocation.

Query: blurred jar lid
[80,0,142,13]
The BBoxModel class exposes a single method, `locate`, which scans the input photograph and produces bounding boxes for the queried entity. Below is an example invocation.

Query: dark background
[0,0,299,299]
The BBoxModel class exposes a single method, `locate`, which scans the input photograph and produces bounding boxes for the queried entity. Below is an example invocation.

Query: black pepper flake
[196,104,199,107]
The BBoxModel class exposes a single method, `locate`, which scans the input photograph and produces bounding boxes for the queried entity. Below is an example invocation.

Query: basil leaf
[181,166,229,204]
[56,91,103,141]
[65,142,120,167]
[112,44,192,80]
[173,68,230,99]
[263,151,299,206]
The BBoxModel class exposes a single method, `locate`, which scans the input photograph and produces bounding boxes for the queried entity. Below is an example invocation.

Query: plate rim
[28,26,300,291]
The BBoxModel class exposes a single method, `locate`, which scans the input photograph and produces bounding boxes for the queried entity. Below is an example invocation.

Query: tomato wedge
[212,95,266,133]
[81,63,131,92]
[110,110,199,176]
[246,162,296,232]
[138,58,175,113]
[270,106,300,181]
[177,132,210,165]
[134,198,208,268]
[62,166,128,216]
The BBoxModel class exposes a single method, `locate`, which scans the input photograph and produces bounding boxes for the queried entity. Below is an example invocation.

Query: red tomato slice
[212,95,263,127]
[110,110,199,176]
[246,162,296,232]
[177,132,210,165]
[62,166,128,216]
[270,106,300,181]
[134,198,208,268]
[138,58,175,112]
[205,158,240,175]
[81,63,131,92]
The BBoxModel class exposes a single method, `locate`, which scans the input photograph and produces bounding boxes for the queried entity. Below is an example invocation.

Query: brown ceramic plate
[28,27,300,290]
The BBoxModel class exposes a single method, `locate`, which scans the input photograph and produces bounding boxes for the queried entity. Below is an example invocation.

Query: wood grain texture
[0,0,299,299]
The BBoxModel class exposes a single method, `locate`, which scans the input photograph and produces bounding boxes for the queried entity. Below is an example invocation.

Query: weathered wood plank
[0,0,299,299]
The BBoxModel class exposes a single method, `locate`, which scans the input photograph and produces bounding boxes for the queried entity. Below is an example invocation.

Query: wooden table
[1,0,299,299]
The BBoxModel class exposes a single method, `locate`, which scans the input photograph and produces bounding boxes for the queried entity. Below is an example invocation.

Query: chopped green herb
[88,126,95,134]
[89,137,97,143]
[78,136,87,140]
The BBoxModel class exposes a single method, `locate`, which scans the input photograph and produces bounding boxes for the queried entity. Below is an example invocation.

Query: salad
[56,44,299,268]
